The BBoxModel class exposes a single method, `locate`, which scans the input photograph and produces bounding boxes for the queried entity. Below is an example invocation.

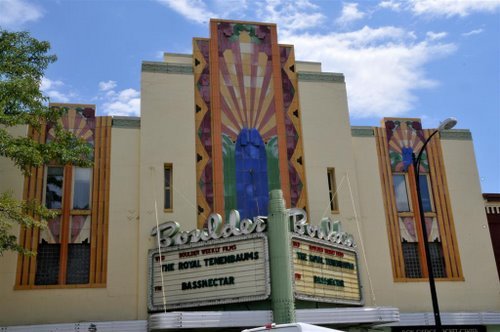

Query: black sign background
[392,326,486,332]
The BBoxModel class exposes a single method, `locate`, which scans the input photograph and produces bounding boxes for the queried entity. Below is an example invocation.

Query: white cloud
[256,0,325,32]
[156,0,215,24]
[378,0,402,11]
[426,31,447,40]
[158,0,459,118]
[98,80,117,91]
[462,28,484,37]
[282,26,456,118]
[213,0,249,18]
[409,0,500,17]
[0,0,43,29]
[336,3,366,26]
[100,83,140,116]
[40,78,72,103]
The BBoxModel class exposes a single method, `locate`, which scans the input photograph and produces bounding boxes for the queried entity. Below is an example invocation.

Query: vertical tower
[194,20,308,226]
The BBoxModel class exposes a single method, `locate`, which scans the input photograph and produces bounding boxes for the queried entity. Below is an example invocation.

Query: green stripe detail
[141,61,193,74]
[298,71,344,83]
[112,117,140,128]
[268,190,296,324]
[222,134,237,220]
[440,129,472,140]
[351,126,374,137]
[266,136,281,191]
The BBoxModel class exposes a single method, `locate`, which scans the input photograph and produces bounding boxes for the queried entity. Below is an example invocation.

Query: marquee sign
[292,235,362,305]
[148,208,359,311]
[148,233,270,311]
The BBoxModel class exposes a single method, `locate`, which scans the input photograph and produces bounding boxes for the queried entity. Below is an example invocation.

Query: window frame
[376,124,463,282]
[43,165,65,210]
[327,168,339,214]
[36,165,93,286]
[71,166,93,211]
[392,173,412,213]
[418,173,435,213]
[164,163,173,212]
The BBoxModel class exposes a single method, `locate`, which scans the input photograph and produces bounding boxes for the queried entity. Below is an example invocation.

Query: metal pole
[413,129,442,331]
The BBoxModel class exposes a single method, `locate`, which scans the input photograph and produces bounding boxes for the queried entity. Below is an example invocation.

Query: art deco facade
[0,19,498,331]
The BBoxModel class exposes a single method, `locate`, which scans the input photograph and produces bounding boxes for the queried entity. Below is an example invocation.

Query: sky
[1,0,499,193]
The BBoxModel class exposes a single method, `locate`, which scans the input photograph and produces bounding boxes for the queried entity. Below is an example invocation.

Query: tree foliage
[0,29,93,255]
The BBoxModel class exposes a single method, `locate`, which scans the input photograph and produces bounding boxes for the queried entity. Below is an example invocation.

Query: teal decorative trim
[298,71,344,83]
[268,190,296,324]
[112,117,141,128]
[351,126,374,137]
[440,129,472,141]
[141,61,193,75]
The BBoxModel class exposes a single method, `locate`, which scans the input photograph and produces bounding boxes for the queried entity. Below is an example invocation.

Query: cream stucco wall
[0,125,27,200]
[350,132,394,307]
[138,66,197,319]
[298,78,372,306]
[438,137,500,310]
[299,79,357,226]
[0,125,142,326]
[351,133,500,313]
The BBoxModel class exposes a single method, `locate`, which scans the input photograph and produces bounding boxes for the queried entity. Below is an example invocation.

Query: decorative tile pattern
[280,45,308,211]
[216,23,274,220]
[46,105,95,146]
[194,20,308,223]
[384,119,428,172]
[194,38,214,227]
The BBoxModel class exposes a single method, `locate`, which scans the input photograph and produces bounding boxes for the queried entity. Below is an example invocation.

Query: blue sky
[1,0,499,193]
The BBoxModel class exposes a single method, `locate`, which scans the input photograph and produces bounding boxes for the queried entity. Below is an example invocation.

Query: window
[327,168,339,213]
[392,170,444,280]
[45,166,64,209]
[419,174,433,212]
[16,108,111,289]
[36,166,92,285]
[375,119,463,281]
[393,174,410,212]
[164,164,173,211]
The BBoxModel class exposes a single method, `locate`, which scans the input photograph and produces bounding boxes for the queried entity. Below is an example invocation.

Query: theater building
[0,19,499,331]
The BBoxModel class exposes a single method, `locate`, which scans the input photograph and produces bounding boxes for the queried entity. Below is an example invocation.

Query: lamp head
[438,117,457,131]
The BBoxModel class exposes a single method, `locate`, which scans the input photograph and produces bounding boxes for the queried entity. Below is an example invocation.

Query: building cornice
[141,61,193,75]
[112,117,141,128]
[351,126,375,137]
[439,129,472,141]
[298,71,345,83]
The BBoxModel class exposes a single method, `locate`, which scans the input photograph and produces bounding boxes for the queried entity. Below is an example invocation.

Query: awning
[383,312,500,326]
[148,307,400,330]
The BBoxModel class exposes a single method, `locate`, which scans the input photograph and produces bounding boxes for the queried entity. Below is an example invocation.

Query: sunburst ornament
[385,119,428,172]
[46,106,95,145]
[218,27,276,143]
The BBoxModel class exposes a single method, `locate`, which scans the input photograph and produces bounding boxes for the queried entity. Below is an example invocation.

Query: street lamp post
[412,117,457,332]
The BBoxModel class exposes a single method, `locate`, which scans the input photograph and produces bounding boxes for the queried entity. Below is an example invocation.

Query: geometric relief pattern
[194,38,214,228]
[384,119,428,172]
[377,119,463,280]
[16,105,111,288]
[280,45,308,211]
[194,20,309,225]
[46,106,96,146]
[69,215,91,243]
[399,217,439,242]
[216,23,276,221]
